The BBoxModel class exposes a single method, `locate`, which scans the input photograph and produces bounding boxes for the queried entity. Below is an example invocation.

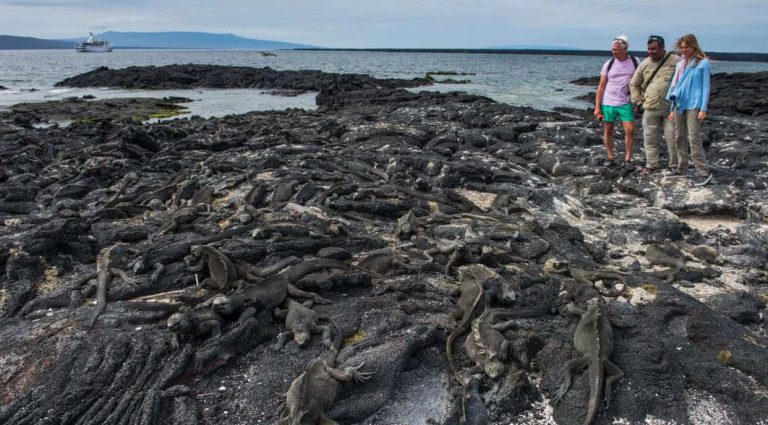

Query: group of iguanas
[85,195,722,424]
[87,239,374,425]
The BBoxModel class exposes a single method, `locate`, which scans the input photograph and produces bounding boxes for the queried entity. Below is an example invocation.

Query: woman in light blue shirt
[666,34,713,186]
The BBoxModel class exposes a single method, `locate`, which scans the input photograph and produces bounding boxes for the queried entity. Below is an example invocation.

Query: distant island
[294,47,768,63]
[0,35,74,50]
[0,31,316,50]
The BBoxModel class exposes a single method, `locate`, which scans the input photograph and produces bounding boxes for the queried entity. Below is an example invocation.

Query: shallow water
[2,49,767,116]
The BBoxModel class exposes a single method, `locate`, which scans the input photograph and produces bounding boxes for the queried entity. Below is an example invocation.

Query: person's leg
[601,105,617,161]
[604,122,615,159]
[687,109,709,176]
[643,110,661,169]
[674,112,689,173]
[662,109,678,168]
[622,120,635,162]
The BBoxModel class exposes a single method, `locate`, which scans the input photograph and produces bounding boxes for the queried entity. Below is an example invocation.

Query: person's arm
[629,61,645,108]
[594,75,608,120]
[666,62,680,120]
[699,59,711,120]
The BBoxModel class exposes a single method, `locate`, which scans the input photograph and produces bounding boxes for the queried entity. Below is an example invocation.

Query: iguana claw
[346,362,373,383]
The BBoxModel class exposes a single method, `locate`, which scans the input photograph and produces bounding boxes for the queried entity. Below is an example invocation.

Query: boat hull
[75,45,112,53]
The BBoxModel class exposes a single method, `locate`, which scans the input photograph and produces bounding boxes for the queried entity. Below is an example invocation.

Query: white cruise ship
[75,33,113,53]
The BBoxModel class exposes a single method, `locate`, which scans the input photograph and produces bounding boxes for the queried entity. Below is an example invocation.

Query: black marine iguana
[446,265,504,382]
[152,205,209,239]
[276,321,373,425]
[208,259,338,321]
[274,299,332,349]
[186,244,239,291]
[464,309,508,379]
[554,300,624,425]
[167,308,223,350]
[87,243,137,328]
[554,263,628,297]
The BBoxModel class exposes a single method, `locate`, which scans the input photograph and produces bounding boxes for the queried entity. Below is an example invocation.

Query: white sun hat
[613,34,629,48]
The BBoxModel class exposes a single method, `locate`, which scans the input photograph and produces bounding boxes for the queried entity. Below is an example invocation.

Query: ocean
[2,49,768,118]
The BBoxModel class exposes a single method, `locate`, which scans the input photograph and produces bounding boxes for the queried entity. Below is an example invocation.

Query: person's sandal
[641,167,657,176]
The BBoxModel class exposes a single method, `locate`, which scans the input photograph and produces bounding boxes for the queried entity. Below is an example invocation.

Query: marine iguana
[208,260,336,322]
[152,205,209,239]
[446,265,504,383]
[102,171,138,208]
[87,243,138,328]
[274,299,332,349]
[554,300,624,425]
[167,308,223,350]
[276,321,372,425]
[442,376,488,425]
[464,309,508,379]
[186,244,238,291]
[645,244,685,269]
[234,256,300,281]
[647,266,721,283]
[554,263,628,297]
[425,238,504,277]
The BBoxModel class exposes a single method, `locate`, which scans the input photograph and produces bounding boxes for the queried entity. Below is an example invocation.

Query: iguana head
[484,359,506,379]
[294,331,311,347]
[108,243,137,266]
[211,295,234,315]
[167,312,191,333]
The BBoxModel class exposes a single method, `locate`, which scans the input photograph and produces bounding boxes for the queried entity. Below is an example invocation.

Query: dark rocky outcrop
[55,64,432,91]
[1,66,767,424]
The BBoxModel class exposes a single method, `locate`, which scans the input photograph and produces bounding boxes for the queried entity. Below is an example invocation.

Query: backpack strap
[607,56,639,74]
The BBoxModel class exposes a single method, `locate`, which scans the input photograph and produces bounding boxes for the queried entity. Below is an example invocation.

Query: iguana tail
[87,274,108,329]
[322,319,343,366]
[286,259,349,284]
[584,358,604,425]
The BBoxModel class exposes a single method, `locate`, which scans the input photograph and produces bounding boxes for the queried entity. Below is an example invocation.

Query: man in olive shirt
[630,35,680,175]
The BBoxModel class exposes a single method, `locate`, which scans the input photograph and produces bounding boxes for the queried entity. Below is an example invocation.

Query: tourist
[666,34,713,186]
[594,34,638,168]
[629,35,679,176]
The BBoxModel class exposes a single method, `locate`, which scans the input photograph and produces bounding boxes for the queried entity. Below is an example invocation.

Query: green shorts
[601,104,635,122]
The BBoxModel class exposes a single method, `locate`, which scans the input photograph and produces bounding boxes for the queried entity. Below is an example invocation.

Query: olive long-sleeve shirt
[629,53,679,110]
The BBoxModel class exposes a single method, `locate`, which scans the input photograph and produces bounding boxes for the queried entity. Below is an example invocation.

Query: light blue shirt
[666,58,711,113]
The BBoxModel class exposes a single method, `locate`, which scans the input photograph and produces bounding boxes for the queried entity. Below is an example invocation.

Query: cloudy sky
[1,0,767,52]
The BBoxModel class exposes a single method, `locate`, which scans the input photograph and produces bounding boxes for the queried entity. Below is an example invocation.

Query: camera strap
[642,52,671,92]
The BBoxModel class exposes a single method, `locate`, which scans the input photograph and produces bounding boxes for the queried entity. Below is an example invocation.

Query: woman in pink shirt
[594,35,638,168]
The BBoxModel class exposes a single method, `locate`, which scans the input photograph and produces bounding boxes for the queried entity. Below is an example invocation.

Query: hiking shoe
[693,173,714,186]
[662,168,681,176]
[622,160,635,170]
[641,167,657,176]
[602,158,617,167]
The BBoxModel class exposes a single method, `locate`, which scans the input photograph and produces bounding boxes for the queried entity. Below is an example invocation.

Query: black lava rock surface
[0,66,767,425]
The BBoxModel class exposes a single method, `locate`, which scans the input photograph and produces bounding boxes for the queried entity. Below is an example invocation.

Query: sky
[1,0,767,53]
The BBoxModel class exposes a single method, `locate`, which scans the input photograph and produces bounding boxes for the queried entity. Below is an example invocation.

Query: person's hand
[594,108,604,121]
[633,103,642,114]
[668,112,676,122]
[698,111,707,121]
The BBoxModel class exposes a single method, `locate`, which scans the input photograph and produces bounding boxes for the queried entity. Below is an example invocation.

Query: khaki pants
[673,109,709,176]
[642,108,677,169]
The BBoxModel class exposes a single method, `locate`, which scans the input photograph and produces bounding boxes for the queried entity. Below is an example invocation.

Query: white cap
[613,34,629,48]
